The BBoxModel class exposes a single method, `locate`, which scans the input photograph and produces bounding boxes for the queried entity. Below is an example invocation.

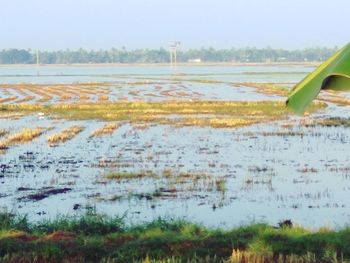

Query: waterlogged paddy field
[1,64,350,229]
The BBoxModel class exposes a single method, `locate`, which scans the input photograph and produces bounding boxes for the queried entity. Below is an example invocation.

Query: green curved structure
[286,43,350,114]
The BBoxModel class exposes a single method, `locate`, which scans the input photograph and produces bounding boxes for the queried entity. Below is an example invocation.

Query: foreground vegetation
[0,212,349,262]
[0,101,326,128]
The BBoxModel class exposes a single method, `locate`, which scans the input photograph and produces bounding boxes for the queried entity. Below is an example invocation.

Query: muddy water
[1,65,350,229]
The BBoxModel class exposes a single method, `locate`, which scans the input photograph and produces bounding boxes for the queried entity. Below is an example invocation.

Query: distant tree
[0,49,33,64]
[0,47,338,64]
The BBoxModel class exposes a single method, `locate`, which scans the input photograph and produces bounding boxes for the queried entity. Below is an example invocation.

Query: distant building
[187,58,202,63]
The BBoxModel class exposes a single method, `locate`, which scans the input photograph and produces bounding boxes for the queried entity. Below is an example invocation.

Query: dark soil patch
[18,187,72,201]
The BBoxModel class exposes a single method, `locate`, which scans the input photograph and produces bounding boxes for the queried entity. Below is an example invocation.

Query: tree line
[0,47,338,64]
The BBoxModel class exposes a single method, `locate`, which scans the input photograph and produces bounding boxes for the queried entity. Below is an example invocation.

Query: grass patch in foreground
[0,212,349,262]
[0,100,326,128]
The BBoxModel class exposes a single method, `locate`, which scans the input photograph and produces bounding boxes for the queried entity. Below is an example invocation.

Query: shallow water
[0,64,312,84]
[0,64,307,104]
[1,65,350,229]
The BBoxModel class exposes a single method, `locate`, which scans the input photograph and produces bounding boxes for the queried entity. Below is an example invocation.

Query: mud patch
[18,187,72,201]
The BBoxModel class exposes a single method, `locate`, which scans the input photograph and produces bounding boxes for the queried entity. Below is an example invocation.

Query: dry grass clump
[299,117,350,129]
[97,95,110,102]
[177,117,259,128]
[15,96,36,104]
[6,128,43,143]
[0,100,327,129]
[229,249,319,263]
[47,125,84,145]
[0,141,9,150]
[104,171,156,180]
[0,112,23,120]
[0,96,17,103]
[0,129,8,138]
[165,171,226,193]
[0,83,112,104]
[0,128,43,149]
[318,93,350,107]
[240,82,290,96]
[90,123,119,137]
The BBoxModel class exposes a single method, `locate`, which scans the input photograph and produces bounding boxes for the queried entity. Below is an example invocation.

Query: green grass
[0,212,350,262]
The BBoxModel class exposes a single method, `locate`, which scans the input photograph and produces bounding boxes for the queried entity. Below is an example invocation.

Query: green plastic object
[286,43,350,114]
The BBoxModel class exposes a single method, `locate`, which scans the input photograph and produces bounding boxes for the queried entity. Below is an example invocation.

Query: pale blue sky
[1,0,349,50]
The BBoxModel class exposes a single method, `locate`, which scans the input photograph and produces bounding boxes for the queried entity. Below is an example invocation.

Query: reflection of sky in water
[0,82,279,103]
[105,83,279,102]
[0,65,313,84]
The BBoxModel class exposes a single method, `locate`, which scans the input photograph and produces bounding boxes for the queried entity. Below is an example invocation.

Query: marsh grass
[90,123,119,137]
[98,95,110,102]
[243,131,306,137]
[240,82,290,97]
[104,170,227,198]
[186,79,224,84]
[238,82,350,111]
[0,112,23,119]
[104,171,157,180]
[0,128,43,150]
[0,96,17,104]
[166,172,227,193]
[304,117,350,128]
[47,125,84,145]
[0,129,8,138]
[0,100,326,128]
[318,94,350,107]
[0,83,112,105]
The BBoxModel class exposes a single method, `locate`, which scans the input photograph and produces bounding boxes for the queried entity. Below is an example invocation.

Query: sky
[0,0,349,50]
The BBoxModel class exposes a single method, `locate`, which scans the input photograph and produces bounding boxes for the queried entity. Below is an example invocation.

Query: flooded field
[1,64,350,229]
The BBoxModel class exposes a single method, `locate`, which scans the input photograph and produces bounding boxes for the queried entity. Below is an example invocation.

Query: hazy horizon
[0,46,341,52]
[1,0,349,50]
